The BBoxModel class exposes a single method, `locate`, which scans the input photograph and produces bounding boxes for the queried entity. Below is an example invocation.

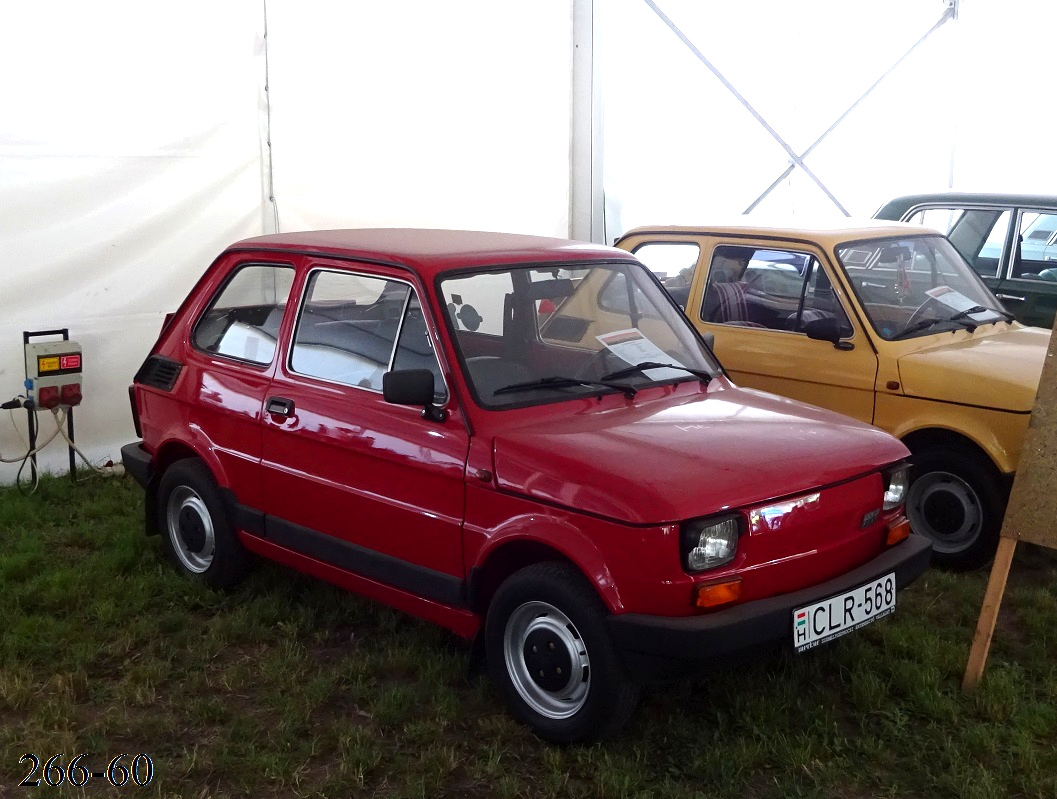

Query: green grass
[2,475,1056,798]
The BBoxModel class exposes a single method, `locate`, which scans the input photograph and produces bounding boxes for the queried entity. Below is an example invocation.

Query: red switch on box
[61,383,82,407]
[37,386,60,409]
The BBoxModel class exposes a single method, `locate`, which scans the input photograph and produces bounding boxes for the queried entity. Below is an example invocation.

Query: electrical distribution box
[25,340,83,410]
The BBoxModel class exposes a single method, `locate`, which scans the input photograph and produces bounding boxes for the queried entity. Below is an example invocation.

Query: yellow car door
[627,233,880,424]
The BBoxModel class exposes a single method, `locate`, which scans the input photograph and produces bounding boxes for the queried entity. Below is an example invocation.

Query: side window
[290,270,409,391]
[909,207,1009,279]
[700,245,851,335]
[392,293,448,403]
[631,242,700,308]
[800,261,854,337]
[193,263,295,365]
[1015,211,1057,280]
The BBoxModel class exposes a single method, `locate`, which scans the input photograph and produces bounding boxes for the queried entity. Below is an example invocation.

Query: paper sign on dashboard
[596,329,686,380]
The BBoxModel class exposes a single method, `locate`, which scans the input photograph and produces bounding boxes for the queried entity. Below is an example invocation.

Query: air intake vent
[135,356,183,391]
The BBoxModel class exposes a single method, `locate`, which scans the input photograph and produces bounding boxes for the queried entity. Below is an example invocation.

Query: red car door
[179,256,297,511]
[259,260,471,601]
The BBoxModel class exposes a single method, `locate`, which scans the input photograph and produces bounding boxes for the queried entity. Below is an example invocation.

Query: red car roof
[227,228,634,277]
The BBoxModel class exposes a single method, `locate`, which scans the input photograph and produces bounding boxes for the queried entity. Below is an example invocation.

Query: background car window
[632,242,700,278]
[392,292,448,403]
[290,270,410,390]
[700,245,851,335]
[192,264,294,364]
[631,242,700,308]
[1015,211,1057,280]
[907,207,1010,279]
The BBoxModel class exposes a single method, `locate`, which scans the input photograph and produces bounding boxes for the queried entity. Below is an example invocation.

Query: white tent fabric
[0,1,574,482]
[265,3,574,235]
[600,0,1057,237]
[1,2,265,483]
[2,1,1053,482]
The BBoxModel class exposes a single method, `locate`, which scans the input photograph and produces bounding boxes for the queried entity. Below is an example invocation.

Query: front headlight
[682,514,741,572]
[883,465,909,510]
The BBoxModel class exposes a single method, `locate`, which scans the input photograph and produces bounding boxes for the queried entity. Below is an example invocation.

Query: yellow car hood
[897,326,1049,412]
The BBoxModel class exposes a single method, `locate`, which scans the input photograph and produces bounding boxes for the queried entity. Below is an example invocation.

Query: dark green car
[874,193,1057,329]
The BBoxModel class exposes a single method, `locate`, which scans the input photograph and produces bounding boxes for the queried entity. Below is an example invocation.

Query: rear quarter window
[192,264,295,365]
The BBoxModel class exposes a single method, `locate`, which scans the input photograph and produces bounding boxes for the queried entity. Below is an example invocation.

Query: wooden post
[962,536,1017,691]
[961,305,1057,689]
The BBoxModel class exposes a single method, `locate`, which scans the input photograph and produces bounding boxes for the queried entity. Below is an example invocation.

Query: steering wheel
[898,295,939,335]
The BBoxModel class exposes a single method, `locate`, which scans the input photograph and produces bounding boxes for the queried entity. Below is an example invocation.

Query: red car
[122,229,930,742]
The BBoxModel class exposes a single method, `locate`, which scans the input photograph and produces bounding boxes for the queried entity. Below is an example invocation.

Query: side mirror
[701,331,715,349]
[803,317,853,350]
[383,369,447,422]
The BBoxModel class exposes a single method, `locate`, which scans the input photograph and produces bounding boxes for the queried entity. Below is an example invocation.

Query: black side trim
[220,489,266,537]
[235,508,465,608]
[134,355,183,391]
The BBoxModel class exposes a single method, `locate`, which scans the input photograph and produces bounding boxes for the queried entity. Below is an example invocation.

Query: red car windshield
[439,262,720,408]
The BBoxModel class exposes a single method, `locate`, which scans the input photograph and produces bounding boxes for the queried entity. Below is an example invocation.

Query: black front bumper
[608,533,932,681]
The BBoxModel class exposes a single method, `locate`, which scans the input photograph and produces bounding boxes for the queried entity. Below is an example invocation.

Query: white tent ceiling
[600,0,1057,236]
[1,0,1054,481]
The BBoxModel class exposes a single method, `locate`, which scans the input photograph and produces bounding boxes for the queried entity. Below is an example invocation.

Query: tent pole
[643,0,849,216]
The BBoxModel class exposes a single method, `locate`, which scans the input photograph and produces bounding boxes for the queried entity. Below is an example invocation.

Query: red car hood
[491,383,908,525]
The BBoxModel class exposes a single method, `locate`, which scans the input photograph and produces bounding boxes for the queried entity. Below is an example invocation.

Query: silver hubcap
[907,471,982,554]
[166,486,215,573]
[503,601,590,719]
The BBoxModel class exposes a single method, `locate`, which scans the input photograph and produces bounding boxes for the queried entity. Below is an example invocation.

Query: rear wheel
[906,446,1006,571]
[157,459,251,588]
[485,562,639,743]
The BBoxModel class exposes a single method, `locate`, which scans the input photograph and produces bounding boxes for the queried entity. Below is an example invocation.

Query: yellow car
[617,221,1048,569]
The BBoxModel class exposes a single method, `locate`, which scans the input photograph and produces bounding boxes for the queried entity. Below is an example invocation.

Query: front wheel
[485,562,639,743]
[906,446,1006,570]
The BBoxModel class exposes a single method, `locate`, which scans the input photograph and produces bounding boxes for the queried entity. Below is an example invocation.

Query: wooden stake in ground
[963,316,1057,691]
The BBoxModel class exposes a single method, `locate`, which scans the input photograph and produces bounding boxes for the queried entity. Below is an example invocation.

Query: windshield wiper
[493,375,638,399]
[951,305,1014,323]
[891,316,977,340]
[600,361,713,384]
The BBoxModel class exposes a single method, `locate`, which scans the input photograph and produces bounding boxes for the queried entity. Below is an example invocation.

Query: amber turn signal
[693,578,742,609]
[886,517,911,546]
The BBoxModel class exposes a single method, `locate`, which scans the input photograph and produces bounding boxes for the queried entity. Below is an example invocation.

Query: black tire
[906,445,1006,571]
[156,459,250,588]
[484,562,639,743]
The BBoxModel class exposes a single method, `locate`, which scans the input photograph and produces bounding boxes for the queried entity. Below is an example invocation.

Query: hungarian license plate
[793,572,896,652]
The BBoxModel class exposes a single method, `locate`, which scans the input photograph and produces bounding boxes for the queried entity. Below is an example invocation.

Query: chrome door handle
[996,294,1025,302]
